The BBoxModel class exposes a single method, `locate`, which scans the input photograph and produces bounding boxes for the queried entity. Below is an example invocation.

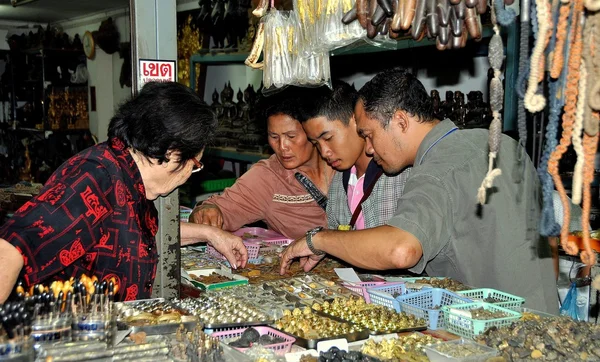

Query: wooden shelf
[190,52,251,65]
[189,26,495,68]
[205,147,270,163]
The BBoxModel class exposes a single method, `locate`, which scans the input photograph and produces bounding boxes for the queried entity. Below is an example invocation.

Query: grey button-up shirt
[387,120,558,313]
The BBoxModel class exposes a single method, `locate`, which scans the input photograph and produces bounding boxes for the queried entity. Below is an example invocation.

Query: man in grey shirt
[280,68,558,313]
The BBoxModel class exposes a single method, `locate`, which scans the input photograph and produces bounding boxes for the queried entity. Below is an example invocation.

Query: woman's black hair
[108,82,217,165]
[256,86,308,123]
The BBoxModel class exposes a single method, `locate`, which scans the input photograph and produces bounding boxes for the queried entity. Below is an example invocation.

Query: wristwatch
[306,226,325,256]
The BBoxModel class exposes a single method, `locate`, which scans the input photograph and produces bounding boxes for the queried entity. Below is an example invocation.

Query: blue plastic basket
[457,288,525,311]
[442,302,521,339]
[396,288,472,330]
[365,283,407,311]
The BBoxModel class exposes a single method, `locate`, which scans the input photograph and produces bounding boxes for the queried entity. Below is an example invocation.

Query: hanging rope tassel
[582,10,600,272]
[581,131,599,266]
[513,0,530,193]
[547,0,584,255]
[571,60,586,204]
[524,0,551,112]
[550,0,572,79]
[494,0,517,26]
[538,0,564,237]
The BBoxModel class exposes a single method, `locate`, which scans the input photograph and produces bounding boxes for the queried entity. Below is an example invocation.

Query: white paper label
[334,268,361,283]
[448,308,473,329]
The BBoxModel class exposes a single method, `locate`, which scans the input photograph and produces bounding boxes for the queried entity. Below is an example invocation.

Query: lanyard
[294,172,327,211]
[348,170,384,228]
[418,127,459,165]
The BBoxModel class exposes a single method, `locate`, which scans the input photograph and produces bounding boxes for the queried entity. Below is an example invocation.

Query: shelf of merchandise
[189,22,519,158]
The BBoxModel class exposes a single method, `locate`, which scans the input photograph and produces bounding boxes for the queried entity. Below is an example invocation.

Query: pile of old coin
[189,272,234,284]
[361,333,441,361]
[312,297,426,333]
[411,278,471,291]
[469,307,510,320]
[274,307,362,339]
[478,315,600,361]
[115,300,195,326]
[172,295,270,325]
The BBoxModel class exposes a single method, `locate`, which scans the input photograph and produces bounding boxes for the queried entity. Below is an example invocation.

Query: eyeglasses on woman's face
[191,158,204,173]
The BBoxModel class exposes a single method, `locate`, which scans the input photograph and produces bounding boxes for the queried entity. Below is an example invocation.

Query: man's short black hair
[108,81,217,165]
[298,81,358,125]
[358,68,435,127]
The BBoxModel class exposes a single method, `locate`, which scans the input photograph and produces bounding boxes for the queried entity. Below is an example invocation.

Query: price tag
[448,308,473,330]
[317,338,349,353]
[334,268,361,283]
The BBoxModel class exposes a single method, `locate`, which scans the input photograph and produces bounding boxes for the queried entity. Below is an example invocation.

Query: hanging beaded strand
[477,4,505,205]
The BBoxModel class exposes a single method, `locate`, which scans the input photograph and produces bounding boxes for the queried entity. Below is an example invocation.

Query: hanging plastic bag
[559,282,580,320]
[285,11,331,88]
[294,49,332,88]
[262,10,296,91]
[316,0,366,51]
[294,0,319,57]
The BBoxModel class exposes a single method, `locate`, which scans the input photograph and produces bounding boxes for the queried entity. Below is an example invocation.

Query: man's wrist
[312,230,326,255]
[306,227,325,256]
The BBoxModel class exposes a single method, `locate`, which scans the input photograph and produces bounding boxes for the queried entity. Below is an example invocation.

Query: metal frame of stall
[130,0,181,300]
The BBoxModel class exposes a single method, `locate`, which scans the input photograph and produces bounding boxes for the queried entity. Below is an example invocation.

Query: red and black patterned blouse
[0,138,159,301]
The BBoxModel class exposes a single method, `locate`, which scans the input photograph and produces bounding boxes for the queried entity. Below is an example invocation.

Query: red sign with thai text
[138,59,177,87]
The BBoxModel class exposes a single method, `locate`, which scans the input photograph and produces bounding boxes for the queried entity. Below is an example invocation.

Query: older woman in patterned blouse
[190,87,335,240]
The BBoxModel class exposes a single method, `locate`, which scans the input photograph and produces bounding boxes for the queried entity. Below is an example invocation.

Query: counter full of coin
[1,228,597,362]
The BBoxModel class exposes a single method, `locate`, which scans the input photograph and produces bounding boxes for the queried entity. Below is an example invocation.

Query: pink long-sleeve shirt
[203,155,327,239]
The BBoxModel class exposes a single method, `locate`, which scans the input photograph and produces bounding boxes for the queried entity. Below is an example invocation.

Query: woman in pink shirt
[190,87,335,239]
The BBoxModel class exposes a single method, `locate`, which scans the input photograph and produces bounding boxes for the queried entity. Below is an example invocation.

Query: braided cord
[581,130,599,266]
[494,0,517,26]
[517,19,530,144]
[581,10,600,268]
[538,0,567,237]
[550,2,571,78]
[570,60,586,204]
[547,0,584,255]
[531,0,539,38]
[524,0,551,112]
[584,12,600,133]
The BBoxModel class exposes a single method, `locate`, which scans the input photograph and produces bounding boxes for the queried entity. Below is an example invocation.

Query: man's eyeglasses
[191,158,204,173]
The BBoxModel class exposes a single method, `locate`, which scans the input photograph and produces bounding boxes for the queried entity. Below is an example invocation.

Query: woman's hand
[180,223,247,269]
[190,204,224,228]
[208,228,248,269]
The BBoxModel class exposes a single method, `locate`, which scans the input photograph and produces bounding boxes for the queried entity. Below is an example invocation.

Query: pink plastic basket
[210,326,295,356]
[207,240,261,260]
[233,227,293,246]
[341,282,386,303]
